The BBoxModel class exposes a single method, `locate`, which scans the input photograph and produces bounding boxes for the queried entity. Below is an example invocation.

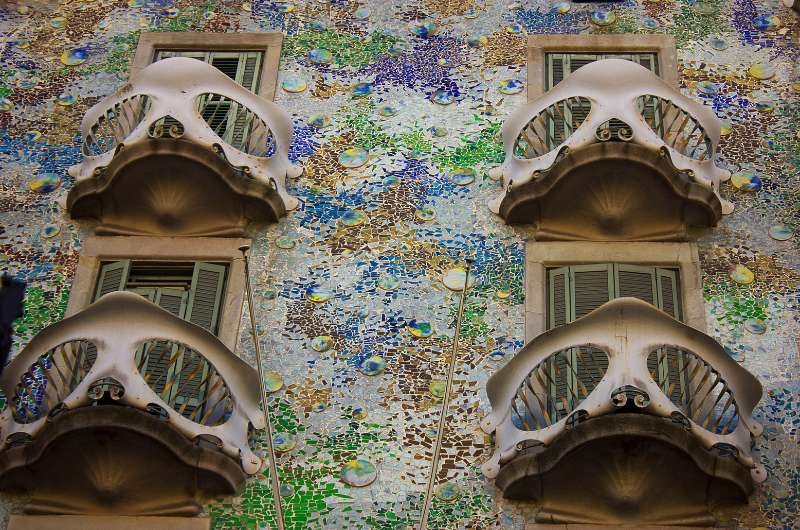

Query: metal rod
[239,245,286,530]
[419,259,472,530]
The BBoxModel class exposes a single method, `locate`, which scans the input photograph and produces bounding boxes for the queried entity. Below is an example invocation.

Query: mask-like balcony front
[481,298,765,526]
[67,57,301,237]
[0,291,265,516]
[489,59,733,241]
[784,0,799,14]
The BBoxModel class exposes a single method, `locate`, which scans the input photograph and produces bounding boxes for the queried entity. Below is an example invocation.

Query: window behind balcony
[544,53,661,148]
[153,50,263,152]
[92,260,227,414]
[546,263,685,410]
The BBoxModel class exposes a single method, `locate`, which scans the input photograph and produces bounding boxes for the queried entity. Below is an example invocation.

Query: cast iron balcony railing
[0,291,265,516]
[489,59,733,241]
[67,57,301,237]
[481,298,765,525]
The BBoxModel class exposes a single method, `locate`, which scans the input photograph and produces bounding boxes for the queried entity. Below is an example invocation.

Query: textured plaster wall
[0,0,798,528]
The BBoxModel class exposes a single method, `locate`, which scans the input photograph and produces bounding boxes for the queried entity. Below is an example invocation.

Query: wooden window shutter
[229,53,262,150]
[569,264,614,320]
[548,267,571,330]
[185,262,226,335]
[614,264,658,305]
[132,287,189,400]
[568,264,612,407]
[93,260,130,301]
[655,268,682,320]
[85,260,131,366]
[175,263,226,413]
[655,269,685,403]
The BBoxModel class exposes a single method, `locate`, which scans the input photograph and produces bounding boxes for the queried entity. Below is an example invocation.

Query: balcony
[488,59,733,241]
[480,298,765,526]
[0,291,264,517]
[784,0,799,14]
[67,57,301,237]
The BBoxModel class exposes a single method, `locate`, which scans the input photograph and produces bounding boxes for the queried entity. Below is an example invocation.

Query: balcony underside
[67,138,285,237]
[496,413,751,526]
[499,143,722,240]
[0,406,247,516]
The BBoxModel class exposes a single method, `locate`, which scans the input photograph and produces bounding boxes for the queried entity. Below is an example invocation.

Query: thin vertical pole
[419,259,473,530]
[239,245,285,530]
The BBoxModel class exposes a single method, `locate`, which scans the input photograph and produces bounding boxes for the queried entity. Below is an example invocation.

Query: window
[94,260,227,334]
[546,263,680,328]
[526,34,678,99]
[154,50,262,93]
[132,32,283,151]
[543,52,661,148]
[92,260,227,411]
[546,263,686,407]
[153,50,265,152]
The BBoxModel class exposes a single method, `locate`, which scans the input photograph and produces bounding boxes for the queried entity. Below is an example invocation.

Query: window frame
[526,34,679,103]
[132,32,283,101]
[66,236,250,350]
[525,242,706,342]
[546,263,683,329]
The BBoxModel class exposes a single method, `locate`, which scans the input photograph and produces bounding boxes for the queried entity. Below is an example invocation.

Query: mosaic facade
[0,0,798,528]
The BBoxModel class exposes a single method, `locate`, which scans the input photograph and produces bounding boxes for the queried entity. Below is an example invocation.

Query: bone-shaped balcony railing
[480,298,765,484]
[68,57,300,213]
[0,291,265,474]
[488,59,733,217]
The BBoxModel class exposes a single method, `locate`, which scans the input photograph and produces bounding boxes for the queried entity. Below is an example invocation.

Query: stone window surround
[524,242,707,342]
[132,32,284,100]
[65,236,249,350]
[526,34,679,102]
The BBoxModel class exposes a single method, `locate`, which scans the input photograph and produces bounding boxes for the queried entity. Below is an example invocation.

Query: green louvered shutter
[614,264,657,305]
[185,262,226,334]
[655,269,685,403]
[615,264,661,387]
[548,267,570,330]
[547,266,572,417]
[546,54,571,147]
[176,262,226,413]
[228,53,262,150]
[569,264,613,408]
[134,287,188,400]
[548,263,684,408]
[154,50,262,149]
[94,260,130,301]
[86,261,131,368]
[656,268,681,320]
[570,264,614,320]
